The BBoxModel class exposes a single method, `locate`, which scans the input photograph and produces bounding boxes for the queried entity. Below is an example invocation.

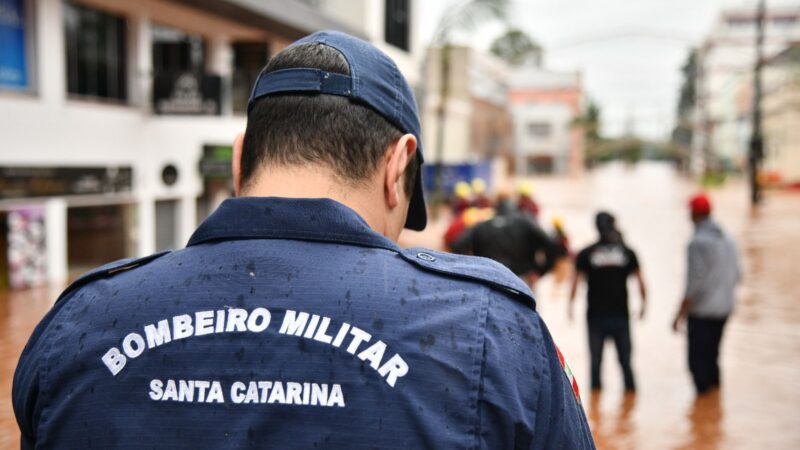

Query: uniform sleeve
[13,290,75,449]
[535,316,595,449]
[479,289,595,449]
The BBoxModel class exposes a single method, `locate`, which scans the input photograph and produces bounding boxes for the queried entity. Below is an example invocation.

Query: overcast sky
[420,0,799,140]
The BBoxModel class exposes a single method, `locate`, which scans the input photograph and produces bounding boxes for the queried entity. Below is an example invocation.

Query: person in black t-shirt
[569,212,647,391]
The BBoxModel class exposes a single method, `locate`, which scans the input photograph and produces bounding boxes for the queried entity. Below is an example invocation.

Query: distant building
[509,68,584,175]
[421,46,514,190]
[695,6,800,172]
[762,43,800,186]
[0,0,419,289]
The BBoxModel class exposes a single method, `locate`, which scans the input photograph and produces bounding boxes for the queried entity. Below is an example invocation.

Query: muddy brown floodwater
[1,162,798,449]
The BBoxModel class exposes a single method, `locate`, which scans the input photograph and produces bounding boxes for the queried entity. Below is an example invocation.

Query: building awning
[170,0,365,41]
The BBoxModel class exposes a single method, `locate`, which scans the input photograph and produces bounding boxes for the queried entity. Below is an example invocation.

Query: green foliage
[433,0,509,45]
[671,50,697,154]
[572,100,603,167]
[586,138,685,167]
[490,28,542,66]
[677,50,697,117]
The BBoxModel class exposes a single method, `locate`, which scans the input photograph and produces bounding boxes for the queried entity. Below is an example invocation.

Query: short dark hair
[242,42,418,194]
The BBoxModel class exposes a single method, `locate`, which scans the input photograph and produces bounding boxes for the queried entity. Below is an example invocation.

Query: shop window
[527,155,554,174]
[385,0,410,51]
[64,1,127,101]
[67,205,131,275]
[0,0,35,92]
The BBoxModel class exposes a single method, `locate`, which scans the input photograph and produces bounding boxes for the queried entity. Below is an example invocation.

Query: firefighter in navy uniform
[14,32,594,449]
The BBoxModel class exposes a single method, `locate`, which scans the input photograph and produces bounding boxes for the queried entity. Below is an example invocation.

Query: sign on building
[153,72,222,115]
[0,0,28,90]
[0,166,133,199]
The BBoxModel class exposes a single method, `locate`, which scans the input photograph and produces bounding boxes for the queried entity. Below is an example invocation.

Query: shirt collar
[187,197,399,251]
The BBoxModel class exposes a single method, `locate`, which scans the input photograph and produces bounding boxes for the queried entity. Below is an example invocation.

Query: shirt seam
[472,286,491,449]
[35,287,83,439]
[535,317,554,449]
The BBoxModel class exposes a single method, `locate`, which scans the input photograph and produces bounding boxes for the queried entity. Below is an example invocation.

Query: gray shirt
[685,218,741,318]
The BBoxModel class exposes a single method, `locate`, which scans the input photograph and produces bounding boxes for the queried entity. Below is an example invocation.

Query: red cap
[689,193,712,215]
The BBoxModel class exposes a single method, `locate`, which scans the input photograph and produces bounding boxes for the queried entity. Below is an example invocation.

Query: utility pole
[749,0,766,205]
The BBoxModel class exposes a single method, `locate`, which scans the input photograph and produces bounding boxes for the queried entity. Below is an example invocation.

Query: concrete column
[178,195,197,248]
[37,0,66,105]
[129,14,152,111]
[207,36,233,116]
[45,198,67,284]
[137,197,156,257]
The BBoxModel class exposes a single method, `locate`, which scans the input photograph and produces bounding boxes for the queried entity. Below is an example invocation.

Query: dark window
[152,25,205,73]
[232,42,269,115]
[64,1,127,101]
[384,0,410,51]
[527,122,552,138]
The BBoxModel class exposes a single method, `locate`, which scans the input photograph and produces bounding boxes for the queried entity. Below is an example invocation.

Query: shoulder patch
[399,247,536,309]
[55,251,171,304]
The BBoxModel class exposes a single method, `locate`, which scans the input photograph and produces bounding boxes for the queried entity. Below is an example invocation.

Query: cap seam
[392,65,401,121]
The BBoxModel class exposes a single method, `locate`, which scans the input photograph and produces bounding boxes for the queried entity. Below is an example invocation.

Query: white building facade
[695,6,800,172]
[509,68,584,175]
[0,0,419,289]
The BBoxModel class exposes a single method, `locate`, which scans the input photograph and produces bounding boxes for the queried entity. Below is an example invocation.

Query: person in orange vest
[471,178,492,208]
[517,181,540,218]
[450,181,472,215]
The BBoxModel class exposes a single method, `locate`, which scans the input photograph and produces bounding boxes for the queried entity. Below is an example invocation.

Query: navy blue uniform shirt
[13,197,594,449]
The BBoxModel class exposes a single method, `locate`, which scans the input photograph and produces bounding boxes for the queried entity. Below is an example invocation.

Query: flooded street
[1,162,798,448]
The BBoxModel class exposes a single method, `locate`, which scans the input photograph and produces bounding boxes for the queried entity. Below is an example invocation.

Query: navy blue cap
[247,31,427,231]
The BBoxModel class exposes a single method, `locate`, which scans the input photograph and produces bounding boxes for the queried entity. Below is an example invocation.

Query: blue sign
[0,0,28,89]
[422,160,493,195]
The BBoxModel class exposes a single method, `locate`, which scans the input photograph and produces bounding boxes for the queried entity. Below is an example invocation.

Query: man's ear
[384,133,417,209]
[232,132,245,197]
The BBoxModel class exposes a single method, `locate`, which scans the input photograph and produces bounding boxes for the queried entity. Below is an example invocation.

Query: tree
[671,50,697,153]
[572,100,603,167]
[429,0,509,202]
[490,28,542,66]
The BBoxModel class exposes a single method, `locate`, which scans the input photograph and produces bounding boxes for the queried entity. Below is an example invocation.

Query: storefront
[0,166,135,288]
[67,203,135,277]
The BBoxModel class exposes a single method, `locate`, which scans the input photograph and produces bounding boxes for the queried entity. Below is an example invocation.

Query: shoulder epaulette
[398,247,536,309]
[55,250,171,304]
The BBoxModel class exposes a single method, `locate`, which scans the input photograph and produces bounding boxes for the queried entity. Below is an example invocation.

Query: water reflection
[677,391,724,450]
[589,390,638,449]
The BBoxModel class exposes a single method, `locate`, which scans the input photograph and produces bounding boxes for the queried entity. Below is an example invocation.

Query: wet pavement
[1,162,799,448]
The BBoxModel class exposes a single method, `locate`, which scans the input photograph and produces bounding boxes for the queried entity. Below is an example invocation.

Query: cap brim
[404,163,427,231]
